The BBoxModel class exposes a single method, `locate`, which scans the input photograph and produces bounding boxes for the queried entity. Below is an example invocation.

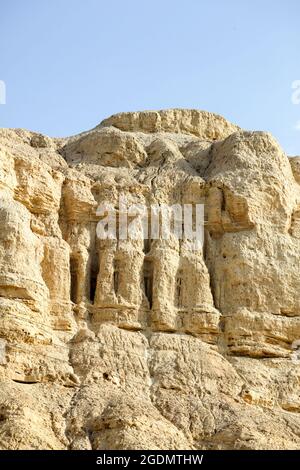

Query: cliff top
[98,108,240,140]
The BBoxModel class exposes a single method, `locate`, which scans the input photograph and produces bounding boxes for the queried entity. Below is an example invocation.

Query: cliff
[0,109,300,449]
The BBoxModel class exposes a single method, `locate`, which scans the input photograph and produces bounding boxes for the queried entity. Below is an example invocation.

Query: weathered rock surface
[0,109,300,449]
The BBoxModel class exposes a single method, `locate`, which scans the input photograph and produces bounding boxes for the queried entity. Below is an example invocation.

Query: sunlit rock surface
[0,109,300,449]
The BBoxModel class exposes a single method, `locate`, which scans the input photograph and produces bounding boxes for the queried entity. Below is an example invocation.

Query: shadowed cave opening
[144,259,153,309]
[70,256,78,303]
[175,270,183,308]
[90,252,99,304]
[143,238,151,254]
[113,259,120,296]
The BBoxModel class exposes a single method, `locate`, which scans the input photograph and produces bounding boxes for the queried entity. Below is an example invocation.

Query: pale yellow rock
[99,109,240,140]
[0,110,300,450]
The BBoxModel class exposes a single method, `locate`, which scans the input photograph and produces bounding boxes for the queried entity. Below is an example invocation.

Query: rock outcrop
[0,109,300,449]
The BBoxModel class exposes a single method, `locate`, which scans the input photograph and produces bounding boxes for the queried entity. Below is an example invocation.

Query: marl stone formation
[0,109,300,450]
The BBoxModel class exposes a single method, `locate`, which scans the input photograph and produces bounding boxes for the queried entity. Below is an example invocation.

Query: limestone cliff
[0,109,300,450]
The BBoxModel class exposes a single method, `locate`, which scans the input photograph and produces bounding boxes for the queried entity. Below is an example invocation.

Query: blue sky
[0,0,300,154]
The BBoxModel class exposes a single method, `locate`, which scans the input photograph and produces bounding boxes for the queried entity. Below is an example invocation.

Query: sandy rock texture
[0,109,300,449]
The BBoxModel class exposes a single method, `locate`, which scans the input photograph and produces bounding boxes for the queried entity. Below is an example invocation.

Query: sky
[0,0,300,155]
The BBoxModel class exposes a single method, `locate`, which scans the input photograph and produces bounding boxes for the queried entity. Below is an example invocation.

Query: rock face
[0,109,300,450]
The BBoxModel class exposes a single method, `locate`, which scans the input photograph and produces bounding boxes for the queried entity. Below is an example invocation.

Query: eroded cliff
[0,109,300,449]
